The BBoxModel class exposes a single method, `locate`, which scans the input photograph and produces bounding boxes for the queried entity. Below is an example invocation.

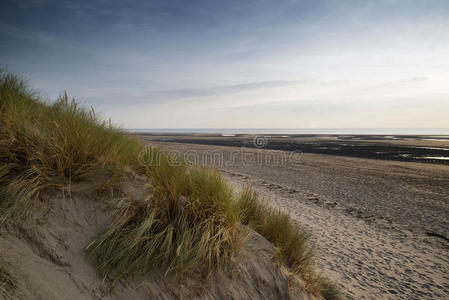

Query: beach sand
[146,140,449,299]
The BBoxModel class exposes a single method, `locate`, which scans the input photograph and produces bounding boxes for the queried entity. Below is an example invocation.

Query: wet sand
[139,138,449,299]
[137,133,449,165]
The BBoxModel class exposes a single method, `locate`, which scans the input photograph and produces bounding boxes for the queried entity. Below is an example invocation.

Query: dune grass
[0,72,342,298]
[238,188,344,299]
[0,71,143,222]
[86,149,242,287]
[238,188,315,274]
[319,277,345,300]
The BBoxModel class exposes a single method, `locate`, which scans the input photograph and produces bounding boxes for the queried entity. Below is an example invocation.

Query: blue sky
[1,0,449,128]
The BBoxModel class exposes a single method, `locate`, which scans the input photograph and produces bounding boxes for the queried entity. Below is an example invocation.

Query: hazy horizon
[1,0,449,129]
[126,127,449,135]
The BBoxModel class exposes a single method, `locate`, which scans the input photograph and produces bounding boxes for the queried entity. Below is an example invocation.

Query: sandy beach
[4,1,449,298]
[142,138,449,300]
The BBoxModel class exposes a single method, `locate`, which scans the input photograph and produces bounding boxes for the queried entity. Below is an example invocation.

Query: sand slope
[0,181,313,300]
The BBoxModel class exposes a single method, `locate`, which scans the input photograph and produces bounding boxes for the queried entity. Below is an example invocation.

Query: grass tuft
[0,71,143,222]
[86,148,242,287]
[238,188,315,275]
[318,277,345,300]
[238,188,344,298]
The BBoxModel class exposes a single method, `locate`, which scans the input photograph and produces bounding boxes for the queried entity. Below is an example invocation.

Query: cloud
[146,80,307,102]
[0,24,47,43]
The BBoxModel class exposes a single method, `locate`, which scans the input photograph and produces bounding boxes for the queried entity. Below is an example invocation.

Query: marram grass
[86,154,242,287]
[238,188,315,274]
[0,71,143,222]
[238,188,344,299]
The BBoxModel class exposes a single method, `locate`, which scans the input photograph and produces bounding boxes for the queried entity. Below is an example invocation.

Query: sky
[1,0,449,129]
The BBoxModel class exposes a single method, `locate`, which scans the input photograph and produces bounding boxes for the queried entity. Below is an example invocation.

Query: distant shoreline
[127,128,449,135]
[136,133,449,165]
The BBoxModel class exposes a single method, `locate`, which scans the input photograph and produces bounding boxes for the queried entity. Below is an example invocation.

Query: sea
[126,128,449,136]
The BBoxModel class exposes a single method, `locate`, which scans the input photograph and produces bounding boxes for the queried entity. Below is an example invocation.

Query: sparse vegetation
[238,189,316,284]
[0,72,342,298]
[238,188,344,299]
[238,188,314,273]
[318,277,345,300]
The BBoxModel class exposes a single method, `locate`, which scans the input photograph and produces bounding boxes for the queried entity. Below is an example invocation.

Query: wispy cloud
[146,80,307,102]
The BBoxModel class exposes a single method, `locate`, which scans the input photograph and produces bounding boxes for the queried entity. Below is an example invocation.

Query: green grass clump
[238,188,343,299]
[238,188,315,273]
[86,148,242,286]
[0,71,143,222]
[319,277,345,300]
